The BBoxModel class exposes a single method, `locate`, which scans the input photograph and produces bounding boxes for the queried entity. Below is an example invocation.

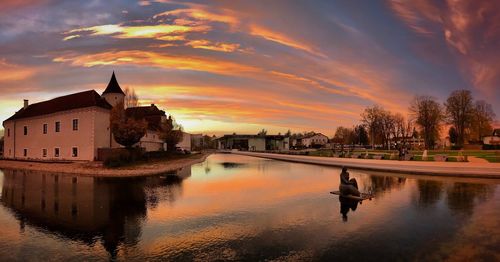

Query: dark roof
[102,72,125,95]
[4,90,112,122]
[302,133,328,139]
[126,105,166,131]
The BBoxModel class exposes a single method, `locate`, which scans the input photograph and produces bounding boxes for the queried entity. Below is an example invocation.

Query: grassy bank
[306,149,499,163]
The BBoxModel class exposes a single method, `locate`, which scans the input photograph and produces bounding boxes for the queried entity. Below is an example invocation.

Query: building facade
[217,134,289,151]
[2,72,168,161]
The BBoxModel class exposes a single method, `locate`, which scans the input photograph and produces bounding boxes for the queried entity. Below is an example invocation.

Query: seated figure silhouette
[339,167,360,196]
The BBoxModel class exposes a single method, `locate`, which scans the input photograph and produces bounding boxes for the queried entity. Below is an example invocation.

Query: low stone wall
[97,148,143,162]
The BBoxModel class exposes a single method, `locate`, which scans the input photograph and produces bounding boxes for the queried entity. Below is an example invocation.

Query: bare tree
[471,100,496,142]
[333,126,354,145]
[409,95,444,149]
[392,113,413,144]
[444,90,474,146]
[361,105,385,147]
[124,87,139,108]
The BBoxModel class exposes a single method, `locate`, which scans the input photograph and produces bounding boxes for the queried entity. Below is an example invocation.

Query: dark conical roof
[102,72,125,95]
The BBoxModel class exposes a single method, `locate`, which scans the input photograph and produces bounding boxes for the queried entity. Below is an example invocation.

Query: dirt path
[0,153,211,177]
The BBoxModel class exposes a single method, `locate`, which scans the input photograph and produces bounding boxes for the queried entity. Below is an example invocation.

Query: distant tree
[124,87,139,108]
[257,129,267,136]
[449,126,458,145]
[361,105,397,149]
[361,105,385,147]
[161,116,184,152]
[333,126,354,145]
[285,129,292,137]
[110,102,147,148]
[392,113,413,144]
[409,95,444,149]
[444,90,474,146]
[353,125,369,145]
[471,100,496,142]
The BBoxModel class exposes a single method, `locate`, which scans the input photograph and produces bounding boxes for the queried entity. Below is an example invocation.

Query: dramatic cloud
[0,0,498,135]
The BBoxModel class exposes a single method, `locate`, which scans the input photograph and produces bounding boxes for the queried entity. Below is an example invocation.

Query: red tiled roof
[4,90,112,122]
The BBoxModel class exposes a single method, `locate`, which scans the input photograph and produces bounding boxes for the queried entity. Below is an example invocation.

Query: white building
[2,72,167,161]
[293,133,329,148]
[483,129,500,145]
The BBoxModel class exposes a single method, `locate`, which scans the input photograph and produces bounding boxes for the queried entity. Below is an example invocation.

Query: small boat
[330,191,373,201]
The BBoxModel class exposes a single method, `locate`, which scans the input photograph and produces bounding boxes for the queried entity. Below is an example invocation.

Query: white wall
[176,132,191,151]
[137,130,164,152]
[248,138,265,151]
[3,107,109,161]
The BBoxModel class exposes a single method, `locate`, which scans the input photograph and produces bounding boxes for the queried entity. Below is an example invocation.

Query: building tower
[101,71,125,107]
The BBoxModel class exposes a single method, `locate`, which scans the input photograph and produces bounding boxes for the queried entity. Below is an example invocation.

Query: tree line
[333,89,496,150]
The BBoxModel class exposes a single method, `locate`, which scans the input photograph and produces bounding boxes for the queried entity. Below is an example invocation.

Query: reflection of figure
[339,167,360,196]
[339,196,359,222]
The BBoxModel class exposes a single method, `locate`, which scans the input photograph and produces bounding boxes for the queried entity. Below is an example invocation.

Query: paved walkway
[232,151,500,179]
[467,156,490,164]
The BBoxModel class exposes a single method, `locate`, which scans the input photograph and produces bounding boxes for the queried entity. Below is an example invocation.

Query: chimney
[23,99,29,109]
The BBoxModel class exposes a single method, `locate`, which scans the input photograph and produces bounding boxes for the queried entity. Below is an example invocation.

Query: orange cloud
[52,50,259,75]
[0,59,37,82]
[185,40,241,52]
[154,8,239,28]
[65,23,209,41]
[249,24,326,58]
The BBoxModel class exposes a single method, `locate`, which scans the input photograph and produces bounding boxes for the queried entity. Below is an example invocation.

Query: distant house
[217,134,289,151]
[483,129,500,145]
[2,72,169,161]
[293,133,329,148]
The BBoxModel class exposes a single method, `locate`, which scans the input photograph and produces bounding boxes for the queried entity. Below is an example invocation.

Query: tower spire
[102,71,125,95]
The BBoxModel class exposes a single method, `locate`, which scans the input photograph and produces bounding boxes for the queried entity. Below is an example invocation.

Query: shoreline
[0,153,211,177]
[232,151,500,179]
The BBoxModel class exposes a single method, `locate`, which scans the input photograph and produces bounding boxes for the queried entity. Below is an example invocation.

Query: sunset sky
[0,0,498,136]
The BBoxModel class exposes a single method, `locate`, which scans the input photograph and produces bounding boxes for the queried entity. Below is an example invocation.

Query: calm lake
[0,154,499,261]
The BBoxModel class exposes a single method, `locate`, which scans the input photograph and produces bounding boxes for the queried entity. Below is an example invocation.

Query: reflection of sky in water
[0,154,499,261]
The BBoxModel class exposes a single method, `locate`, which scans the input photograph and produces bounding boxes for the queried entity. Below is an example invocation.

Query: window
[24,126,28,135]
[72,119,78,131]
[42,149,47,157]
[72,147,78,157]
[55,121,60,132]
[7,128,9,137]
[54,148,60,157]
[23,149,27,157]
[43,123,48,134]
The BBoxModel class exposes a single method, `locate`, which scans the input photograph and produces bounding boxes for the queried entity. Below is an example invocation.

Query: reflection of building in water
[0,168,188,258]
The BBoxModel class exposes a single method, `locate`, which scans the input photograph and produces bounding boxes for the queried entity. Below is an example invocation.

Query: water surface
[0,154,499,261]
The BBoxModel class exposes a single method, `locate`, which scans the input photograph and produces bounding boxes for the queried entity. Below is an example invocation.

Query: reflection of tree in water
[445,182,495,217]
[144,174,184,209]
[0,169,186,260]
[414,180,444,208]
[361,175,406,196]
